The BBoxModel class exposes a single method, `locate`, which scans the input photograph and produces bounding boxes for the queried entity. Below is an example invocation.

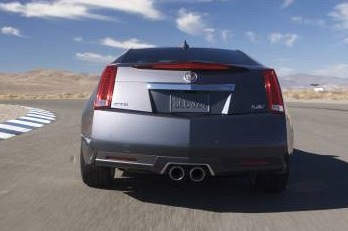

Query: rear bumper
[82,139,287,175]
[81,110,290,175]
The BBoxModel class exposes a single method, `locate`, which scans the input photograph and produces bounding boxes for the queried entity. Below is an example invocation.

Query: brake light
[263,69,284,113]
[94,65,117,109]
[134,62,230,71]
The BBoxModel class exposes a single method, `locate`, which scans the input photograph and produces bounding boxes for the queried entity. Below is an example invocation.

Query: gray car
[80,46,293,193]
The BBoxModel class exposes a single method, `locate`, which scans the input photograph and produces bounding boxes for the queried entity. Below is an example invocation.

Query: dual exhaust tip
[168,165,206,182]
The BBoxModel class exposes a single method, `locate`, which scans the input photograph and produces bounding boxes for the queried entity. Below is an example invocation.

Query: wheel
[80,149,115,188]
[254,160,289,193]
[254,171,288,193]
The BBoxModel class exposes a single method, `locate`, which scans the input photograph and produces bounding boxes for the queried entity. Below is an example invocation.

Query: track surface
[0,100,347,231]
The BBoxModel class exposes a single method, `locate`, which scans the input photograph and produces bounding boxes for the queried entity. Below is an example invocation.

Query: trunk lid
[110,65,268,115]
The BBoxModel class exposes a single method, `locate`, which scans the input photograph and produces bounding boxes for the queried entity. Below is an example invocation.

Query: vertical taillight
[263,69,284,113]
[94,65,117,109]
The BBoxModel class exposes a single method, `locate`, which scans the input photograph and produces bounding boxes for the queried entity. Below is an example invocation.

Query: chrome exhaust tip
[189,167,206,182]
[168,165,185,181]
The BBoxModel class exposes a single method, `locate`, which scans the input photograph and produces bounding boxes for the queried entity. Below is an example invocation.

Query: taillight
[134,62,231,71]
[94,65,117,109]
[263,69,284,113]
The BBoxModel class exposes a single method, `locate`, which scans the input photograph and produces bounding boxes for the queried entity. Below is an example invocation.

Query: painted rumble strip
[0,106,55,141]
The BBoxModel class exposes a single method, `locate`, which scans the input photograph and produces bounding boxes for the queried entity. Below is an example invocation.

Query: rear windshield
[115,48,259,66]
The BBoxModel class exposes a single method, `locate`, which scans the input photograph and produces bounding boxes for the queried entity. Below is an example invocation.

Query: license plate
[170,92,210,113]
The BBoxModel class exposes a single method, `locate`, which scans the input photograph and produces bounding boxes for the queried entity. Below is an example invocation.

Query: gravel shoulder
[0,104,29,123]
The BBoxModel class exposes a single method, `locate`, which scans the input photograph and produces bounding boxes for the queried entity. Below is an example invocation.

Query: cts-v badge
[183,71,198,83]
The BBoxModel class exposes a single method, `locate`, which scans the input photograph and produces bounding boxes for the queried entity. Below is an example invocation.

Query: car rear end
[81,48,293,192]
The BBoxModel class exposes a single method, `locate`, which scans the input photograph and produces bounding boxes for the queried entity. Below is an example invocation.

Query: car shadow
[108,149,348,213]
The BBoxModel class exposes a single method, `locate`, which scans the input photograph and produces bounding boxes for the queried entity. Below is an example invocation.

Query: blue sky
[1,0,348,77]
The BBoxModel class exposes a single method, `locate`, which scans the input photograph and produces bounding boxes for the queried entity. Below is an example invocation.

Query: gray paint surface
[85,64,290,175]
[0,99,347,231]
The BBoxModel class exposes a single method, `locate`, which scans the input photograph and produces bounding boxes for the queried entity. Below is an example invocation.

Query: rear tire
[80,150,115,188]
[254,160,289,193]
[254,171,288,193]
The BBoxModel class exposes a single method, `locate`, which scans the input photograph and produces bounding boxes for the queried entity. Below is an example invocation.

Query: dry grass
[0,92,91,100]
[283,90,348,100]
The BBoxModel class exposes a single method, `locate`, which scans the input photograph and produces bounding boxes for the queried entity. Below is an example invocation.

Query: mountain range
[278,74,348,89]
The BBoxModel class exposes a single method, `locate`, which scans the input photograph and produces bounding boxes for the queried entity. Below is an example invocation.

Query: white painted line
[30,109,51,113]
[28,112,55,117]
[7,120,43,128]
[19,117,51,124]
[0,124,31,132]
[0,132,15,139]
[29,109,51,113]
[28,111,55,116]
[26,114,55,120]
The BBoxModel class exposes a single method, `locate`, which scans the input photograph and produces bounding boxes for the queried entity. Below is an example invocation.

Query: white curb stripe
[29,112,55,117]
[19,117,51,124]
[28,112,55,117]
[0,124,32,132]
[0,132,16,139]
[7,120,44,128]
[29,109,51,113]
[0,106,55,141]
[27,112,55,118]
[26,114,55,120]
[29,109,53,114]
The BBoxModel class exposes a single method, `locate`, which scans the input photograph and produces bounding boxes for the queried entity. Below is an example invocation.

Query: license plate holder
[170,92,210,113]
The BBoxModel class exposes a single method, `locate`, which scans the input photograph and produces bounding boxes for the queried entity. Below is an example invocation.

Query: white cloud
[159,0,226,2]
[0,1,108,20]
[221,29,232,42]
[291,16,326,27]
[329,3,348,30]
[276,67,295,76]
[245,31,257,43]
[74,36,83,42]
[204,28,215,42]
[269,33,283,43]
[176,8,206,35]
[100,37,156,49]
[312,64,348,78]
[282,0,294,8]
[343,37,348,44]
[269,33,298,47]
[61,0,162,19]
[1,26,22,37]
[0,0,162,20]
[76,52,115,63]
[176,8,216,42]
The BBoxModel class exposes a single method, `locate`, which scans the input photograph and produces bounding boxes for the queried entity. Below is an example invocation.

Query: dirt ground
[0,104,29,123]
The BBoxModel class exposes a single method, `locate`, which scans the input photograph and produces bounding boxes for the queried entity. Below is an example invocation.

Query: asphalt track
[0,99,347,231]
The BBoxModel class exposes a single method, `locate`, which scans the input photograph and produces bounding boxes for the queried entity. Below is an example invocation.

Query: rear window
[115,48,259,66]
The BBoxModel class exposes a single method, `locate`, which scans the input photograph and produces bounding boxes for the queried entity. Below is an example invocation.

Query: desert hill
[0,69,98,99]
[1,69,348,100]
